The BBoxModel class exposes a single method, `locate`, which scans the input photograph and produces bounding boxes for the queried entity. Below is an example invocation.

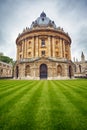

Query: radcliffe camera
[0,1,87,130]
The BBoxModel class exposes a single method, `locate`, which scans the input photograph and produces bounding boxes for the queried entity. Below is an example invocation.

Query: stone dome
[31,12,56,28]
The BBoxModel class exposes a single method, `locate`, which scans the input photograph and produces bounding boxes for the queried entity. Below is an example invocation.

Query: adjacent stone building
[14,12,74,79]
[74,52,87,78]
[0,61,13,78]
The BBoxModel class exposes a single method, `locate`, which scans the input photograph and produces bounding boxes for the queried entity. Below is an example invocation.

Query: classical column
[60,38,63,58]
[69,44,71,60]
[22,40,25,59]
[35,36,39,57]
[24,39,27,58]
[63,40,65,58]
[48,36,51,57]
[50,36,52,57]
[32,36,34,58]
[52,36,55,57]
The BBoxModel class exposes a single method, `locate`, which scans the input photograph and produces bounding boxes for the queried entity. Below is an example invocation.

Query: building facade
[74,52,87,78]
[14,12,74,79]
[0,61,13,78]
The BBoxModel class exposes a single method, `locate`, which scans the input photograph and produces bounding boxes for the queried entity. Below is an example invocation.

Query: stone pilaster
[32,37,34,57]
[50,36,52,57]
[52,36,55,57]
[60,38,63,58]
[35,36,39,57]
[48,36,51,57]
[24,39,27,58]
[69,44,71,60]
[22,40,25,59]
[18,45,20,60]
[63,40,65,58]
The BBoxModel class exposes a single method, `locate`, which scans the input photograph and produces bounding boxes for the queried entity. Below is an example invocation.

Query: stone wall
[14,58,74,79]
[16,29,71,61]
[0,61,13,78]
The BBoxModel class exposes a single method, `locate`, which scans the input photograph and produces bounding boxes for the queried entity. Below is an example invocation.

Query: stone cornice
[16,57,73,64]
[16,28,71,44]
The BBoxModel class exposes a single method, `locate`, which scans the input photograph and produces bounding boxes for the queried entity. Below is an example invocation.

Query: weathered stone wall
[14,58,74,79]
[16,29,71,61]
[74,61,87,77]
[0,61,13,78]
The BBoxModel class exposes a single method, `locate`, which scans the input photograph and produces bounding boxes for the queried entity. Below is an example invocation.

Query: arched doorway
[69,66,72,78]
[40,64,47,79]
[16,66,19,78]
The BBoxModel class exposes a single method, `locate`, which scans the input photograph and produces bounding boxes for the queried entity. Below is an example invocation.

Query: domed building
[14,12,74,79]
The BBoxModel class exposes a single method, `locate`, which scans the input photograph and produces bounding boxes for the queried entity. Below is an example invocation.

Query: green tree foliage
[0,55,13,64]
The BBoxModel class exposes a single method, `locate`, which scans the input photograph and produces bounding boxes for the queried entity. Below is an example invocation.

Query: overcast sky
[0,0,87,61]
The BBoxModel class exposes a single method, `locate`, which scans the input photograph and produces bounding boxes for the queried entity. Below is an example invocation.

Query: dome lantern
[40,11,46,17]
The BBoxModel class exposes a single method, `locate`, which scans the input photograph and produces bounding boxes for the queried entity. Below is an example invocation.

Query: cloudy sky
[0,0,87,61]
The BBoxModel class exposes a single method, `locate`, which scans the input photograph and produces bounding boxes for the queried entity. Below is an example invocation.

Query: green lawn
[0,79,87,130]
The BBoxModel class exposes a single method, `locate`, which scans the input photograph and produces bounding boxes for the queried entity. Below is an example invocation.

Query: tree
[0,55,13,64]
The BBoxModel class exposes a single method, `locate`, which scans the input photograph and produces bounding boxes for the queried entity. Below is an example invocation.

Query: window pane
[42,40,45,46]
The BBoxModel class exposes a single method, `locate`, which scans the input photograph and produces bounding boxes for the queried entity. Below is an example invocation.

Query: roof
[30,12,56,28]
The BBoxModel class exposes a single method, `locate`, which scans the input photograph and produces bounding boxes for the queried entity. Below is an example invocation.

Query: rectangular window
[28,52,31,57]
[56,52,59,57]
[41,39,45,47]
[28,41,31,48]
[41,51,45,56]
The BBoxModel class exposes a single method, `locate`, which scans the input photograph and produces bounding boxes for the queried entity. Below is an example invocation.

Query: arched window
[25,65,30,76]
[57,65,62,76]
[0,69,3,75]
[79,65,81,73]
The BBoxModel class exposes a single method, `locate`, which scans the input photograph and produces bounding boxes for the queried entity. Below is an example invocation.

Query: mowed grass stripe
[50,81,86,130]
[0,80,33,98]
[33,81,52,130]
[0,80,33,92]
[0,80,87,130]
[56,81,87,115]
[0,81,43,130]
[65,80,87,90]
[50,80,79,129]
[56,80,87,98]
[57,80,87,106]
[0,80,24,89]
[54,80,87,108]
[61,80,87,92]
[0,81,36,113]
[52,80,87,130]
[47,80,68,130]
[61,80,87,99]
